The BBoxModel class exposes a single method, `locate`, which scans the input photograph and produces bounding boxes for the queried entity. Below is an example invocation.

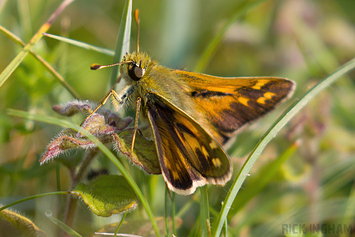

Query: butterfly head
[121,51,153,82]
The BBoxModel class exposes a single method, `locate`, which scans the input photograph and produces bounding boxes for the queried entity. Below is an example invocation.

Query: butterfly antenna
[134,9,140,53]
[90,61,132,70]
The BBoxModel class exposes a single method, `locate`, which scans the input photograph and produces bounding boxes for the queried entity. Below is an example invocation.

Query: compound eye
[128,61,144,81]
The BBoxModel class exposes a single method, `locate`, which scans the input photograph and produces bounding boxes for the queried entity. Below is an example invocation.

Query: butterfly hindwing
[146,94,232,195]
[174,70,296,142]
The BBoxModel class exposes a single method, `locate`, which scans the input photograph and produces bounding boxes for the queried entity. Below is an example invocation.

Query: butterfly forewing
[174,70,295,143]
[146,95,232,195]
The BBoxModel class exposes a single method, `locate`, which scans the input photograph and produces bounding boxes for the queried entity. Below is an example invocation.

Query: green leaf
[0,208,48,237]
[72,175,138,217]
[113,129,161,175]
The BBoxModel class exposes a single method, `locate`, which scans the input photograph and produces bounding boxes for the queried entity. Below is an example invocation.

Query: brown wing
[174,70,296,143]
[146,95,232,195]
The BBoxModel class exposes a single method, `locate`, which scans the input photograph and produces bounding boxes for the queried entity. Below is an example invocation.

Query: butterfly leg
[81,82,133,126]
[80,90,114,126]
[131,97,142,155]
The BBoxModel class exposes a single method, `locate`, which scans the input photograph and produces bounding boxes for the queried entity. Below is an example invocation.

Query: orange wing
[174,70,296,144]
[146,95,232,195]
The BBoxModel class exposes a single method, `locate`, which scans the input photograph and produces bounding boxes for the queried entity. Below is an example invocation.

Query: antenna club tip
[91,63,101,70]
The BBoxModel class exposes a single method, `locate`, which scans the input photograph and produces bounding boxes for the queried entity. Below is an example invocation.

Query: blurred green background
[0,0,355,236]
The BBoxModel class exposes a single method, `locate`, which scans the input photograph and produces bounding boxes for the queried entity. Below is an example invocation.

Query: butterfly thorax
[119,52,196,113]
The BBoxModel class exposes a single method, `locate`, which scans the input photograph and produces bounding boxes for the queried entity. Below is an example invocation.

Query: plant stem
[64,149,99,235]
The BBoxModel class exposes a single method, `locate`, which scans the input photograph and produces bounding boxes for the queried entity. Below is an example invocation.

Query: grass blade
[213,56,355,237]
[111,0,132,85]
[47,214,82,237]
[43,33,114,56]
[0,0,75,88]
[0,25,80,99]
[0,191,69,212]
[200,186,210,237]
